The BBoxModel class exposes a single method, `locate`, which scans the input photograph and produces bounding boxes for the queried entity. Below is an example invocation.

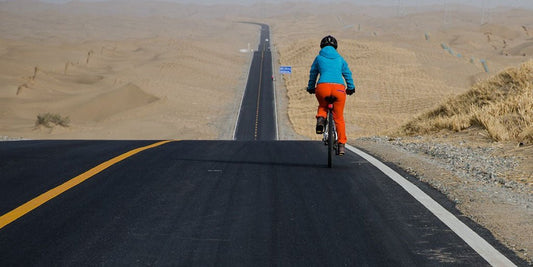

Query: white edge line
[232,30,258,140]
[232,51,251,140]
[345,144,516,267]
[269,28,279,141]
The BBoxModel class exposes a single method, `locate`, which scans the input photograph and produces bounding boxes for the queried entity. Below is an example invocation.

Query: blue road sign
[279,66,292,74]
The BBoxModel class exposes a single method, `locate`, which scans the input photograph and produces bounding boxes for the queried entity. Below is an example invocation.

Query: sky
[0,0,527,9]
[27,0,533,9]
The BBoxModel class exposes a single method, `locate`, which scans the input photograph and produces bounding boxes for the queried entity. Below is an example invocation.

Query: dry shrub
[35,113,70,128]
[398,60,533,144]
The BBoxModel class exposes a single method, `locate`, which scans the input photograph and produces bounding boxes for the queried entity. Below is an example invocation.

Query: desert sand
[1,0,532,263]
[0,1,260,140]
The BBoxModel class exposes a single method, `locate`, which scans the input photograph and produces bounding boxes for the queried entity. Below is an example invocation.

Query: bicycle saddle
[325,96,337,103]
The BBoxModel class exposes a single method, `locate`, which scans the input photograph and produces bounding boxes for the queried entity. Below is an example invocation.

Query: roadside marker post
[481,59,489,73]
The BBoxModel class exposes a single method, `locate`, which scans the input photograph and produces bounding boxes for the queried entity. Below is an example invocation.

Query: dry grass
[35,113,70,128]
[398,60,533,144]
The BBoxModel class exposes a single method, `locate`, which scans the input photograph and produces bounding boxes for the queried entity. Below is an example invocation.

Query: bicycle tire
[327,110,334,168]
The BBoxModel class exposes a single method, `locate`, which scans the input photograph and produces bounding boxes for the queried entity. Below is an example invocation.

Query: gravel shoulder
[353,132,533,264]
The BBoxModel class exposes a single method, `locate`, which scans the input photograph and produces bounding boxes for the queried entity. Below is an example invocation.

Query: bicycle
[323,96,338,168]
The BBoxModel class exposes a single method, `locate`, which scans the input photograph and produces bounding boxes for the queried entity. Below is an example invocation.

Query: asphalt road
[0,24,524,266]
[0,140,515,266]
[234,23,276,141]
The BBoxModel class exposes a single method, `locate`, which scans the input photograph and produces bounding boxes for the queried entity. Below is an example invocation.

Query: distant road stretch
[234,23,276,141]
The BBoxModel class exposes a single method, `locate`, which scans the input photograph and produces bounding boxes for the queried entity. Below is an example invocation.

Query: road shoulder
[353,135,533,265]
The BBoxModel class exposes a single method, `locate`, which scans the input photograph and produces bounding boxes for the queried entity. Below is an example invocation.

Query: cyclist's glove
[346,89,355,95]
[307,87,315,94]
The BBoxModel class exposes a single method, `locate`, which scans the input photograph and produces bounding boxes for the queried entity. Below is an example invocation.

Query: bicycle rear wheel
[327,110,334,168]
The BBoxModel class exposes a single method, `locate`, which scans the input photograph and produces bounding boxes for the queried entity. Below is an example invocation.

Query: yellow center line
[254,49,265,140]
[0,140,176,230]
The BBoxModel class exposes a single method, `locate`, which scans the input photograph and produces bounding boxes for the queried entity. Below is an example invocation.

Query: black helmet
[320,35,338,49]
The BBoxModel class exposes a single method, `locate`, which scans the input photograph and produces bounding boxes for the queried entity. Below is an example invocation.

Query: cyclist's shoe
[316,117,326,134]
[338,143,346,156]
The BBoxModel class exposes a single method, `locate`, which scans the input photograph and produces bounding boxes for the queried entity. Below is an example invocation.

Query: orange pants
[315,83,347,144]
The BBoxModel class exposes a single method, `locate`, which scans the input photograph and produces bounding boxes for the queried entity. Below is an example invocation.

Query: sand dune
[68,83,158,122]
[508,41,533,56]
[0,1,259,139]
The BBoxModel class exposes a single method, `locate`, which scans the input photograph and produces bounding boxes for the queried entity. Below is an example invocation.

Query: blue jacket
[308,46,355,91]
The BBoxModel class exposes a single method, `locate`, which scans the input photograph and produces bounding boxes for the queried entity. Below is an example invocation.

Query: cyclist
[307,35,355,155]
